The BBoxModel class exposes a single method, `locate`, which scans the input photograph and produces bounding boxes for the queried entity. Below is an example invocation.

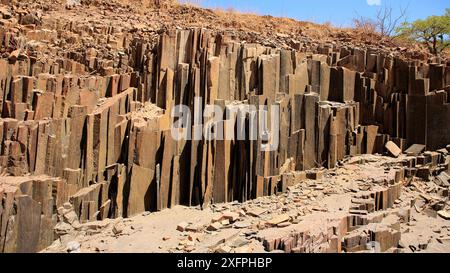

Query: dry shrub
[353,4,407,42]
[352,16,380,42]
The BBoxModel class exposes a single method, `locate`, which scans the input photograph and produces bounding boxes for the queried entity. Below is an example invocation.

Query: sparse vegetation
[396,9,450,55]
[352,15,377,37]
[353,4,408,40]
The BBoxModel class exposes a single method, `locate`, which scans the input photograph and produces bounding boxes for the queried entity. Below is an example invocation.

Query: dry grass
[351,16,383,44]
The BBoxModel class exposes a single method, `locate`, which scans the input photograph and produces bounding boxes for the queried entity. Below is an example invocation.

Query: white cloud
[367,0,381,6]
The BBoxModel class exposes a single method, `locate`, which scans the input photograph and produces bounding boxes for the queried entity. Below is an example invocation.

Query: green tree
[397,9,450,55]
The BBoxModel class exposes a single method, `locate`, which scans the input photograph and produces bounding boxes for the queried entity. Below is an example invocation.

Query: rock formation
[0,0,449,253]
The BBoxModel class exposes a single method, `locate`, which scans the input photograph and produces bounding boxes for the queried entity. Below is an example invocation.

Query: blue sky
[197,0,449,27]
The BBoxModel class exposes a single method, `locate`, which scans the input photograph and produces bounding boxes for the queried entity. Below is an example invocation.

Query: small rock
[57,206,65,216]
[66,241,80,253]
[63,202,72,210]
[216,245,232,253]
[233,221,251,229]
[229,238,248,248]
[277,222,291,228]
[244,229,258,235]
[63,211,78,225]
[163,236,171,241]
[55,222,72,235]
[385,141,402,157]
[8,49,20,63]
[418,239,429,250]
[186,224,203,233]
[112,222,125,235]
[0,7,12,19]
[82,221,110,231]
[72,220,81,230]
[211,214,223,223]
[267,214,290,226]
[246,207,267,217]
[177,222,189,232]
[223,211,240,222]
[234,245,253,253]
[257,221,267,230]
[437,210,450,220]
[207,222,222,231]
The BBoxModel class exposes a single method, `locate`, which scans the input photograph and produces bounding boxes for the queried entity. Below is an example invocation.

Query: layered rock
[0,4,449,252]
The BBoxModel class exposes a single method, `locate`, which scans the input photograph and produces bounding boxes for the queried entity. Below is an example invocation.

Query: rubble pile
[42,153,450,253]
[0,0,449,253]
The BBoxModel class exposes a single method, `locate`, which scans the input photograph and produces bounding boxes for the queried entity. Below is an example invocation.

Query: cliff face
[0,0,449,253]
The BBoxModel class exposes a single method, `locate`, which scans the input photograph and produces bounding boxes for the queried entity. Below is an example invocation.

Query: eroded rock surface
[0,0,449,253]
